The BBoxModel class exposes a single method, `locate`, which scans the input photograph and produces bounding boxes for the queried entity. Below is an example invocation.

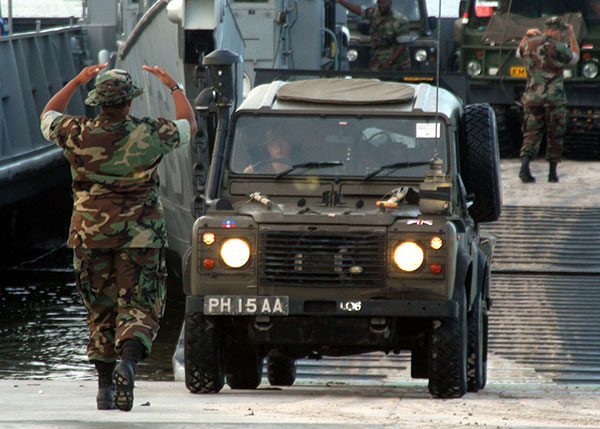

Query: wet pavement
[0,248,184,382]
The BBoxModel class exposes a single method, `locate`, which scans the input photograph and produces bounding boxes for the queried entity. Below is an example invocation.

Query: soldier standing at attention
[516,16,579,183]
[337,0,410,71]
[40,64,197,411]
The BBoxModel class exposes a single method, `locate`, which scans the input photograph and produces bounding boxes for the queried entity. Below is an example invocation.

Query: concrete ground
[1,377,599,428]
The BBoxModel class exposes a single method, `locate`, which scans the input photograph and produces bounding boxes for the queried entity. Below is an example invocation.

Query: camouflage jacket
[41,110,190,249]
[518,34,574,106]
[363,8,410,66]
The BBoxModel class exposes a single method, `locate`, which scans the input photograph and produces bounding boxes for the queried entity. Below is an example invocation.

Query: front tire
[428,283,468,398]
[184,313,225,394]
[267,356,297,386]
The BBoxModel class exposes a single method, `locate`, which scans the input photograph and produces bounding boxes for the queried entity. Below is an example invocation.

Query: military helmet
[85,69,144,106]
[544,16,568,31]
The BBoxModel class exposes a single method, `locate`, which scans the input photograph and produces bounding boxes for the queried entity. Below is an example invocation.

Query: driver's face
[266,138,291,159]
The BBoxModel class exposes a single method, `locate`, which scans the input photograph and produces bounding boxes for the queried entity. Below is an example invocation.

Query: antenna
[433,0,443,158]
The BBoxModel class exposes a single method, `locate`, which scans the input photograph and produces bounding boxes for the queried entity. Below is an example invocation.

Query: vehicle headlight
[393,241,424,272]
[220,238,251,268]
[582,61,599,79]
[414,49,428,63]
[467,60,482,76]
[346,49,358,62]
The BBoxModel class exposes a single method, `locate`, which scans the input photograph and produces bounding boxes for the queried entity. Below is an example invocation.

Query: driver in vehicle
[244,129,292,173]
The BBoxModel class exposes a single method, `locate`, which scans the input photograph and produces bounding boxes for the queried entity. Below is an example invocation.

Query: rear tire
[467,287,487,392]
[267,356,297,386]
[428,283,468,398]
[184,313,225,393]
[225,345,263,390]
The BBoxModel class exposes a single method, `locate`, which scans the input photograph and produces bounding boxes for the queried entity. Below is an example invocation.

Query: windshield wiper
[363,161,430,181]
[275,161,344,179]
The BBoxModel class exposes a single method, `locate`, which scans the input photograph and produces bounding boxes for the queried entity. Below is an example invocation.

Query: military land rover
[182,52,502,399]
[454,0,600,158]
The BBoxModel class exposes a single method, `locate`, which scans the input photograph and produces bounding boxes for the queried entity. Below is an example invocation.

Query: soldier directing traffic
[337,0,410,71]
[516,16,579,183]
[40,65,197,411]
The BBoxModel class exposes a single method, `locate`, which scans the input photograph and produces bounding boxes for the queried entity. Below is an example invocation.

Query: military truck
[343,0,439,71]
[181,50,501,398]
[454,0,600,158]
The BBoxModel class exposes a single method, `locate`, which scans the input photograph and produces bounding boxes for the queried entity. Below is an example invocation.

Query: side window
[392,0,421,21]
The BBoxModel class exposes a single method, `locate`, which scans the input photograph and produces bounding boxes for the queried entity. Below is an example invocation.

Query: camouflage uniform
[518,20,575,161]
[363,7,410,71]
[40,70,191,362]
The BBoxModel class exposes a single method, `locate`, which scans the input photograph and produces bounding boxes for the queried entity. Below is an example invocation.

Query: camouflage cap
[544,16,568,31]
[85,69,144,106]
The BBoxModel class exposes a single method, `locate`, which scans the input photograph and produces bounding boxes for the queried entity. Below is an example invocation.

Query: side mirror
[427,16,437,31]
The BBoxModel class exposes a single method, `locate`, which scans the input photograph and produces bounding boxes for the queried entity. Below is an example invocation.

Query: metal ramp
[482,205,600,384]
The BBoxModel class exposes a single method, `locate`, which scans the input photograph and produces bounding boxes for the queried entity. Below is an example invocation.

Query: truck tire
[225,345,263,389]
[461,103,502,223]
[184,312,225,393]
[493,105,522,158]
[267,356,297,386]
[428,282,468,398]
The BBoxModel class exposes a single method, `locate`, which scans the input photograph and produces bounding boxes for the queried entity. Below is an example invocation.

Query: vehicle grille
[259,230,386,287]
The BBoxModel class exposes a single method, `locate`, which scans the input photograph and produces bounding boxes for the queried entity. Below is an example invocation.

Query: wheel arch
[454,246,473,308]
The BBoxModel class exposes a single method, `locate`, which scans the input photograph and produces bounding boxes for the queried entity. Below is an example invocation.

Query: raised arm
[336,0,362,16]
[40,63,108,119]
[142,65,198,136]
[515,28,541,58]
[566,24,580,64]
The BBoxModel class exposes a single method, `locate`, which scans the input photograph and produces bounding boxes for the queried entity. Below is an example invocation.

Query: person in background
[336,0,410,71]
[516,16,579,183]
[40,64,197,411]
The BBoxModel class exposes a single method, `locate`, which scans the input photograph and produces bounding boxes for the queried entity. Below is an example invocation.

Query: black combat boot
[94,361,116,410]
[519,156,536,183]
[548,161,559,183]
[113,339,144,412]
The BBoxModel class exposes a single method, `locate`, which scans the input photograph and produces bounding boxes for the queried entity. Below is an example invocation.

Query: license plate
[204,296,289,315]
[510,66,526,77]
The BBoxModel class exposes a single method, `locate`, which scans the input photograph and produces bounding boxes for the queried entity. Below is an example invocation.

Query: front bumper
[186,296,457,318]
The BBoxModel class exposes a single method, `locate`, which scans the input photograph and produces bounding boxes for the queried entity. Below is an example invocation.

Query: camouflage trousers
[73,247,167,363]
[520,102,567,162]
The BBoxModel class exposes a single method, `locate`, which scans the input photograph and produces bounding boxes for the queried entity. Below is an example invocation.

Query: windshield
[473,0,600,20]
[346,0,422,21]
[229,114,447,179]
